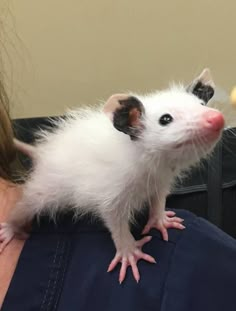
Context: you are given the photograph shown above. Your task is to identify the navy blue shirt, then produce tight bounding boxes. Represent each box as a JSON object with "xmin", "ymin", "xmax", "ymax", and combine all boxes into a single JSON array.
[{"xmin": 2, "ymin": 209, "xmax": 236, "ymax": 311}]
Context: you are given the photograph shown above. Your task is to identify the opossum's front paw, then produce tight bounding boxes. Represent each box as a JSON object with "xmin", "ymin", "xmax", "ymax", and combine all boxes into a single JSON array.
[
  {"xmin": 107, "ymin": 236, "xmax": 156, "ymax": 284},
  {"xmin": 0, "ymin": 223, "xmax": 15, "ymax": 253},
  {"xmin": 142, "ymin": 211, "xmax": 185, "ymax": 241}
]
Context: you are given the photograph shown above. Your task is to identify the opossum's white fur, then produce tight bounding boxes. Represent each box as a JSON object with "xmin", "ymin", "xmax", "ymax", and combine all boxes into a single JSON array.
[
  {"xmin": 14, "ymin": 84, "xmax": 220, "ymax": 227},
  {"xmin": 0, "ymin": 68, "xmax": 224, "ymax": 282}
]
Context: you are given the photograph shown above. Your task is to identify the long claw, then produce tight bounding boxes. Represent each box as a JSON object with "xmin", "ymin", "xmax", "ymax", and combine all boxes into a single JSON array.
[
  {"xmin": 165, "ymin": 221, "xmax": 185, "ymax": 229},
  {"xmin": 136, "ymin": 236, "xmax": 152, "ymax": 247},
  {"xmin": 140, "ymin": 253, "xmax": 156, "ymax": 263},
  {"xmin": 160, "ymin": 227, "xmax": 168, "ymax": 241},
  {"xmin": 107, "ymin": 255, "xmax": 121, "ymax": 272},
  {"xmin": 166, "ymin": 216, "xmax": 184, "ymax": 223},
  {"xmin": 142, "ymin": 210, "xmax": 185, "ymax": 239},
  {"xmin": 108, "ymin": 236, "xmax": 155, "ymax": 283},
  {"xmin": 165, "ymin": 211, "xmax": 176, "ymax": 217},
  {"xmin": 129, "ymin": 256, "xmax": 140, "ymax": 283},
  {"xmin": 119, "ymin": 259, "xmax": 128, "ymax": 284}
]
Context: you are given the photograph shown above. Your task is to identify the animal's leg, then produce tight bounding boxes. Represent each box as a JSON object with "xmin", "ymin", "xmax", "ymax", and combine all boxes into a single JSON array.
[
  {"xmin": 0, "ymin": 192, "xmax": 39, "ymax": 253},
  {"xmin": 0, "ymin": 223, "xmax": 16, "ymax": 252},
  {"xmin": 142, "ymin": 196, "xmax": 185, "ymax": 241},
  {"xmin": 104, "ymin": 211, "xmax": 156, "ymax": 283}
]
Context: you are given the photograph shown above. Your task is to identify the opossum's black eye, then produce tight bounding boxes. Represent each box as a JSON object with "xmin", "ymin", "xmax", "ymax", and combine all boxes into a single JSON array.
[{"xmin": 159, "ymin": 114, "xmax": 173, "ymax": 126}]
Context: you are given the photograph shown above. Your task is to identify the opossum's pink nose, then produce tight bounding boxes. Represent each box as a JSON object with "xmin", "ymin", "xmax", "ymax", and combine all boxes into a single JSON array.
[{"xmin": 204, "ymin": 110, "xmax": 225, "ymax": 131}]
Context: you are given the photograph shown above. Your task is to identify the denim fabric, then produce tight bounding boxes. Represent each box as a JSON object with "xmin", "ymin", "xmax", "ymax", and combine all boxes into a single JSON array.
[{"xmin": 2, "ymin": 209, "xmax": 236, "ymax": 311}]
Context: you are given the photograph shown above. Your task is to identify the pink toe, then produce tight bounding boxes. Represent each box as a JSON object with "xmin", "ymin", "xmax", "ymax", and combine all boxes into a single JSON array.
[
  {"xmin": 107, "ymin": 256, "xmax": 120, "ymax": 272},
  {"xmin": 129, "ymin": 257, "xmax": 140, "ymax": 283},
  {"xmin": 167, "ymin": 216, "xmax": 184, "ymax": 223},
  {"xmin": 165, "ymin": 211, "xmax": 176, "ymax": 216},
  {"xmin": 137, "ymin": 236, "xmax": 152, "ymax": 247},
  {"xmin": 161, "ymin": 228, "xmax": 168, "ymax": 241},
  {"xmin": 119, "ymin": 260, "xmax": 128, "ymax": 284},
  {"xmin": 142, "ymin": 228, "xmax": 147, "ymax": 234},
  {"xmin": 141, "ymin": 253, "xmax": 156, "ymax": 263}
]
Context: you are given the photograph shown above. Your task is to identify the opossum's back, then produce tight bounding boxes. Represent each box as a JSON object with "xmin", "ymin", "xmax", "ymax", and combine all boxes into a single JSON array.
[
  {"xmin": 32, "ymin": 109, "xmax": 139, "ymax": 201},
  {"xmin": 35, "ymin": 110, "xmax": 121, "ymax": 164}
]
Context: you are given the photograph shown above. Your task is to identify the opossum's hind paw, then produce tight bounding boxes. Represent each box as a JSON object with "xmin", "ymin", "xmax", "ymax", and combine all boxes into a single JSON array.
[
  {"xmin": 107, "ymin": 236, "xmax": 156, "ymax": 284},
  {"xmin": 0, "ymin": 222, "xmax": 15, "ymax": 253},
  {"xmin": 142, "ymin": 211, "xmax": 185, "ymax": 241}
]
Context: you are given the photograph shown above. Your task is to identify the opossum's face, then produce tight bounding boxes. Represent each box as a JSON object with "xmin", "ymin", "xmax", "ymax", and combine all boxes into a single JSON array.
[
  {"xmin": 140, "ymin": 88, "xmax": 224, "ymax": 166},
  {"xmin": 103, "ymin": 69, "xmax": 224, "ymax": 167}
]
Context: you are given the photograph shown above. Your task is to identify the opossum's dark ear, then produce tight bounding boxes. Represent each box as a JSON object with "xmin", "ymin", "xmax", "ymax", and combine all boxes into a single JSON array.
[
  {"xmin": 187, "ymin": 68, "xmax": 215, "ymax": 104},
  {"xmin": 103, "ymin": 94, "xmax": 145, "ymax": 140}
]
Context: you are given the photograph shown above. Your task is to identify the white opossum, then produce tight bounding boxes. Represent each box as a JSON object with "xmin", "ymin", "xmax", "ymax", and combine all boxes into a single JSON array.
[{"xmin": 0, "ymin": 69, "xmax": 224, "ymax": 283}]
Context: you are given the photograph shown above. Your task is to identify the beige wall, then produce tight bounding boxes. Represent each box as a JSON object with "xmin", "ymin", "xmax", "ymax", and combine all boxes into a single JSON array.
[{"xmin": 3, "ymin": 0, "xmax": 236, "ymax": 122}]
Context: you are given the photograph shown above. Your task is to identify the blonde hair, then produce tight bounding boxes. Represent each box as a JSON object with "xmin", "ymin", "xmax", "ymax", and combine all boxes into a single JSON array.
[
  {"xmin": 0, "ymin": 75, "xmax": 16, "ymax": 180},
  {"xmin": 0, "ymin": 4, "xmax": 22, "ymax": 181}
]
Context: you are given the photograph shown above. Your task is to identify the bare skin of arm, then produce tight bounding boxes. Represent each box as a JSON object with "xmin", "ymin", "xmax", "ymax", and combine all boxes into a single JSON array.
[{"xmin": 0, "ymin": 179, "xmax": 24, "ymax": 308}]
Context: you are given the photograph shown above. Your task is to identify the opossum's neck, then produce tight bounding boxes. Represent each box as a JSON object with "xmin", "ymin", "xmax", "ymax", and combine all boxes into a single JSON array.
[
  {"xmin": 137, "ymin": 148, "xmax": 176, "ymax": 173},
  {"xmin": 133, "ymin": 151, "xmax": 177, "ymax": 193}
]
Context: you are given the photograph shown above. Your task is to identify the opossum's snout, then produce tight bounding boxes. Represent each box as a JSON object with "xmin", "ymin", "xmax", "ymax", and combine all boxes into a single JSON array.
[
  {"xmin": 175, "ymin": 109, "xmax": 224, "ymax": 150},
  {"xmin": 203, "ymin": 110, "xmax": 225, "ymax": 131},
  {"xmin": 201, "ymin": 110, "xmax": 225, "ymax": 139}
]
